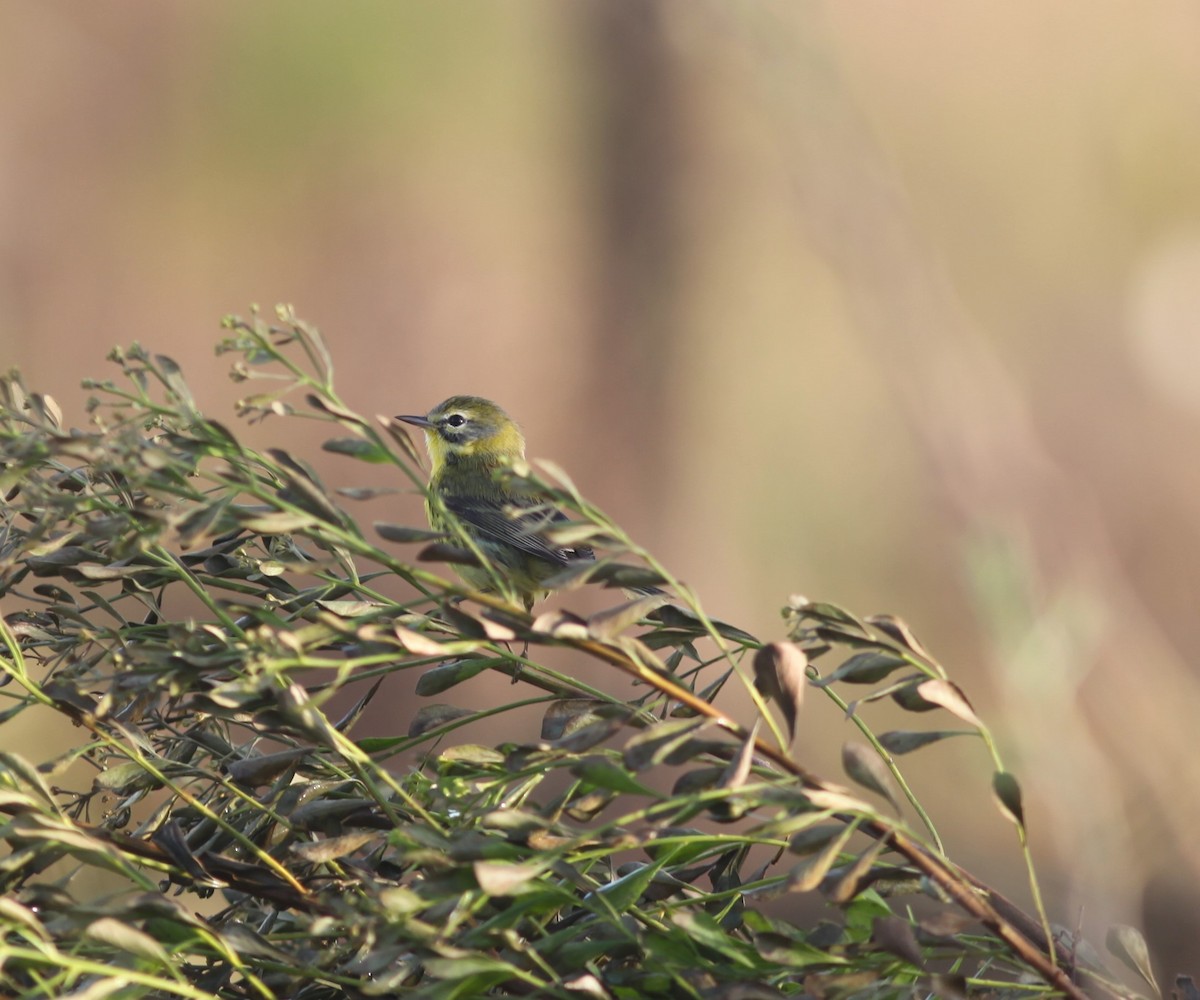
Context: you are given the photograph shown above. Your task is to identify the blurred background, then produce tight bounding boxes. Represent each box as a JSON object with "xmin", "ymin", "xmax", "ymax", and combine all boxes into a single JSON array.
[{"xmin": 4, "ymin": 0, "xmax": 1200, "ymax": 979}]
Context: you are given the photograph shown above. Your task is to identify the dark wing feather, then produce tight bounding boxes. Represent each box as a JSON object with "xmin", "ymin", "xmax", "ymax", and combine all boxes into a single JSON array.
[{"xmin": 442, "ymin": 495, "xmax": 595, "ymax": 568}]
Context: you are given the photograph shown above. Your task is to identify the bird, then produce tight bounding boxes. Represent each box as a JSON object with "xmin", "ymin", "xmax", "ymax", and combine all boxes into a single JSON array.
[{"xmin": 396, "ymin": 396, "xmax": 595, "ymax": 610}]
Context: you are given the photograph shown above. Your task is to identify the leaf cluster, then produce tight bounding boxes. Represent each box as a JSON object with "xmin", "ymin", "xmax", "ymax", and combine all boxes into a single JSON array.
[{"xmin": 0, "ymin": 309, "xmax": 1157, "ymax": 999}]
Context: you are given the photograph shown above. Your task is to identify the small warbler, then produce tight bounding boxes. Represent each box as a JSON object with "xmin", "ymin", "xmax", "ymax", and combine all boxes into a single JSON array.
[{"xmin": 397, "ymin": 396, "xmax": 595, "ymax": 610}]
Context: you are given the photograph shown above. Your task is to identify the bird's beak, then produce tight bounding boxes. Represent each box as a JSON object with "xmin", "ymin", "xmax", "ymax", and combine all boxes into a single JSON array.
[{"xmin": 396, "ymin": 414, "xmax": 433, "ymax": 429}]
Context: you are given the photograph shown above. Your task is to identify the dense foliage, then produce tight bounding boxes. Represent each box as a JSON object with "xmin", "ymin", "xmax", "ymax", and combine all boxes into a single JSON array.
[{"xmin": 0, "ymin": 311, "xmax": 1157, "ymax": 998}]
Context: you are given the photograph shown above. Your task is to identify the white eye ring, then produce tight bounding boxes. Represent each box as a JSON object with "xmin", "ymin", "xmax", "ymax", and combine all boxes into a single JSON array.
[{"xmin": 445, "ymin": 413, "xmax": 467, "ymax": 428}]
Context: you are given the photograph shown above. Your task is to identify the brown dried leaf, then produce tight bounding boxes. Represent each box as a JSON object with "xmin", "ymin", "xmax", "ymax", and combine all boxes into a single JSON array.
[
  {"xmin": 291, "ymin": 832, "xmax": 378, "ymax": 863},
  {"xmin": 543, "ymin": 522, "xmax": 609, "ymax": 547},
  {"xmin": 377, "ymin": 414, "xmax": 425, "ymax": 467},
  {"xmin": 788, "ymin": 597, "xmax": 871, "ymax": 635},
  {"xmin": 919, "ymin": 910, "xmax": 975, "ymax": 938},
  {"xmin": 306, "ymin": 393, "xmax": 369, "ymax": 428},
  {"xmin": 871, "ymin": 916, "xmax": 923, "ymax": 969},
  {"xmin": 531, "ymin": 609, "xmax": 589, "ymax": 641},
  {"xmin": 865, "ymin": 613, "xmax": 935, "ymax": 662},
  {"xmin": 587, "ymin": 594, "xmax": 670, "ymax": 642},
  {"xmin": 537, "ymin": 557, "xmax": 603, "ymax": 590},
  {"xmin": 788, "ymin": 825, "xmax": 846, "ymax": 856},
  {"xmin": 718, "ymin": 723, "xmax": 759, "ymax": 793},
  {"xmin": 474, "ymin": 860, "xmax": 546, "ymax": 897},
  {"xmin": 393, "ymin": 624, "xmax": 446, "ymax": 657},
  {"xmin": 29, "ymin": 393, "xmax": 62, "ymax": 429},
  {"xmin": 915, "ymin": 679, "xmax": 982, "ymax": 728},
  {"xmin": 85, "ymin": 917, "xmax": 172, "ymax": 965},
  {"xmin": 268, "ymin": 448, "xmax": 344, "ymax": 525},
  {"xmin": 825, "ymin": 838, "xmax": 887, "ymax": 904},
  {"xmin": 786, "ymin": 823, "xmax": 859, "ymax": 893},
  {"xmin": 622, "ymin": 718, "xmax": 709, "ymax": 771},
  {"xmin": 753, "ymin": 642, "xmax": 807, "ymax": 743},
  {"xmin": 1107, "ymin": 924, "xmax": 1160, "ymax": 994},
  {"xmin": 890, "ymin": 678, "xmax": 942, "ymax": 713},
  {"xmin": 928, "ymin": 975, "xmax": 969, "ymax": 1000}
]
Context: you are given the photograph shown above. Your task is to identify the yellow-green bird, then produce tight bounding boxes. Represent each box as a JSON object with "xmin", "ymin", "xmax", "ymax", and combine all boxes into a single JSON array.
[{"xmin": 397, "ymin": 396, "xmax": 595, "ymax": 610}]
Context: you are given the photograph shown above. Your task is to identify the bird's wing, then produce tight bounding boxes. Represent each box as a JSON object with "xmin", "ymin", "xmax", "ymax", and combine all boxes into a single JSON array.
[{"xmin": 442, "ymin": 495, "xmax": 595, "ymax": 568}]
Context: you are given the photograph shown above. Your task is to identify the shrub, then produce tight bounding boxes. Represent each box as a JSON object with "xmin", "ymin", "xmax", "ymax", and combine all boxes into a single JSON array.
[{"xmin": 0, "ymin": 309, "xmax": 1155, "ymax": 998}]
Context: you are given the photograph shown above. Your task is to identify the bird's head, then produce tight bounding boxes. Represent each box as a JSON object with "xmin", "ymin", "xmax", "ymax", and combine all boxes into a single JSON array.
[{"xmin": 397, "ymin": 396, "xmax": 526, "ymax": 470}]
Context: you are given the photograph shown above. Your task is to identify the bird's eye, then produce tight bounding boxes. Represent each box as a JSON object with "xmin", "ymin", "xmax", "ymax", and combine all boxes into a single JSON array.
[{"xmin": 445, "ymin": 413, "xmax": 467, "ymax": 428}]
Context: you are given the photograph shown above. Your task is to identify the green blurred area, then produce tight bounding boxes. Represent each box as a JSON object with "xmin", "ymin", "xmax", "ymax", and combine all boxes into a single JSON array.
[{"xmin": 4, "ymin": 1, "xmax": 1200, "ymax": 977}]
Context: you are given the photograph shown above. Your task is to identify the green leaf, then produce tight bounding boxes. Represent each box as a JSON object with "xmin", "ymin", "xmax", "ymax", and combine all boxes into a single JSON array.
[
  {"xmin": 590, "ymin": 860, "xmax": 663, "ymax": 913},
  {"xmin": 787, "ymin": 597, "xmax": 871, "ymax": 635},
  {"xmin": 322, "ymin": 437, "xmax": 390, "ymax": 462},
  {"xmin": 416, "ymin": 658, "xmax": 496, "ymax": 696},
  {"xmin": 375, "ymin": 522, "xmax": 446, "ymax": 544},
  {"xmin": 669, "ymin": 910, "xmax": 760, "ymax": 968},
  {"xmin": 571, "ymin": 756, "xmax": 658, "ymax": 797},
  {"xmin": 155, "ymin": 354, "xmax": 196, "ymax": 412},
  {"xmin": 543, "ymin": 718, "xmax": 626, "ymax": 753},
  {"xmin": 422, "ymin": 956, "xmax": 519, "ymax": 980},
  {"xmin": 591, "ymin": 563, "xmax": 669, "ymax": 590},
  {"xmin": 408, "ymin": 703, "xmax": 474, "ymax": 738},
  {"xmin": 812, "ymin": 651, "xmax": 909, "ymax": 687},
  {"xmin": 991, "ymin": 770, "xmax": 1025, "ymax": 828},
  {"xmin": 787, "ymin": 822, "xmax": 859, "ymax": 892},
  {"xmin": 226, "ymin": 749, "xmax": 308, "ymax": 787},
  {"xmin": 672, "ymin": 766, "xmax": 725, "ymax": 798},
  {"xmin": 622, "ymin": 718, "xmax": 709, "ymax": 771},
  {"xmin": 842, "ymin": 887, "xmax": 894, "ymax": 935},
  {"xmin": 93, "ymin": 761, "xmax": 158, "ymax": 794},
  {"xmin": 439, "ymin": 744, "xmax": 507, "ymax": 767},
  {"xmin": 541, "ymin": 699, "xmax": 613, "ymax": 741},
  {"xmin": 877, "ymin": 730, "xmax": 969, "ymax": 754},
  {"xmin": 890, "ymin": 677, "xmax": 942, "ymax": 713},
  {"xmin": 841, "ymin": 743, "xmax": 898, "ymax": 811},
  {"xmin": 752, "ymin": 931, "xmax": 841, "ymax": 968}
]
